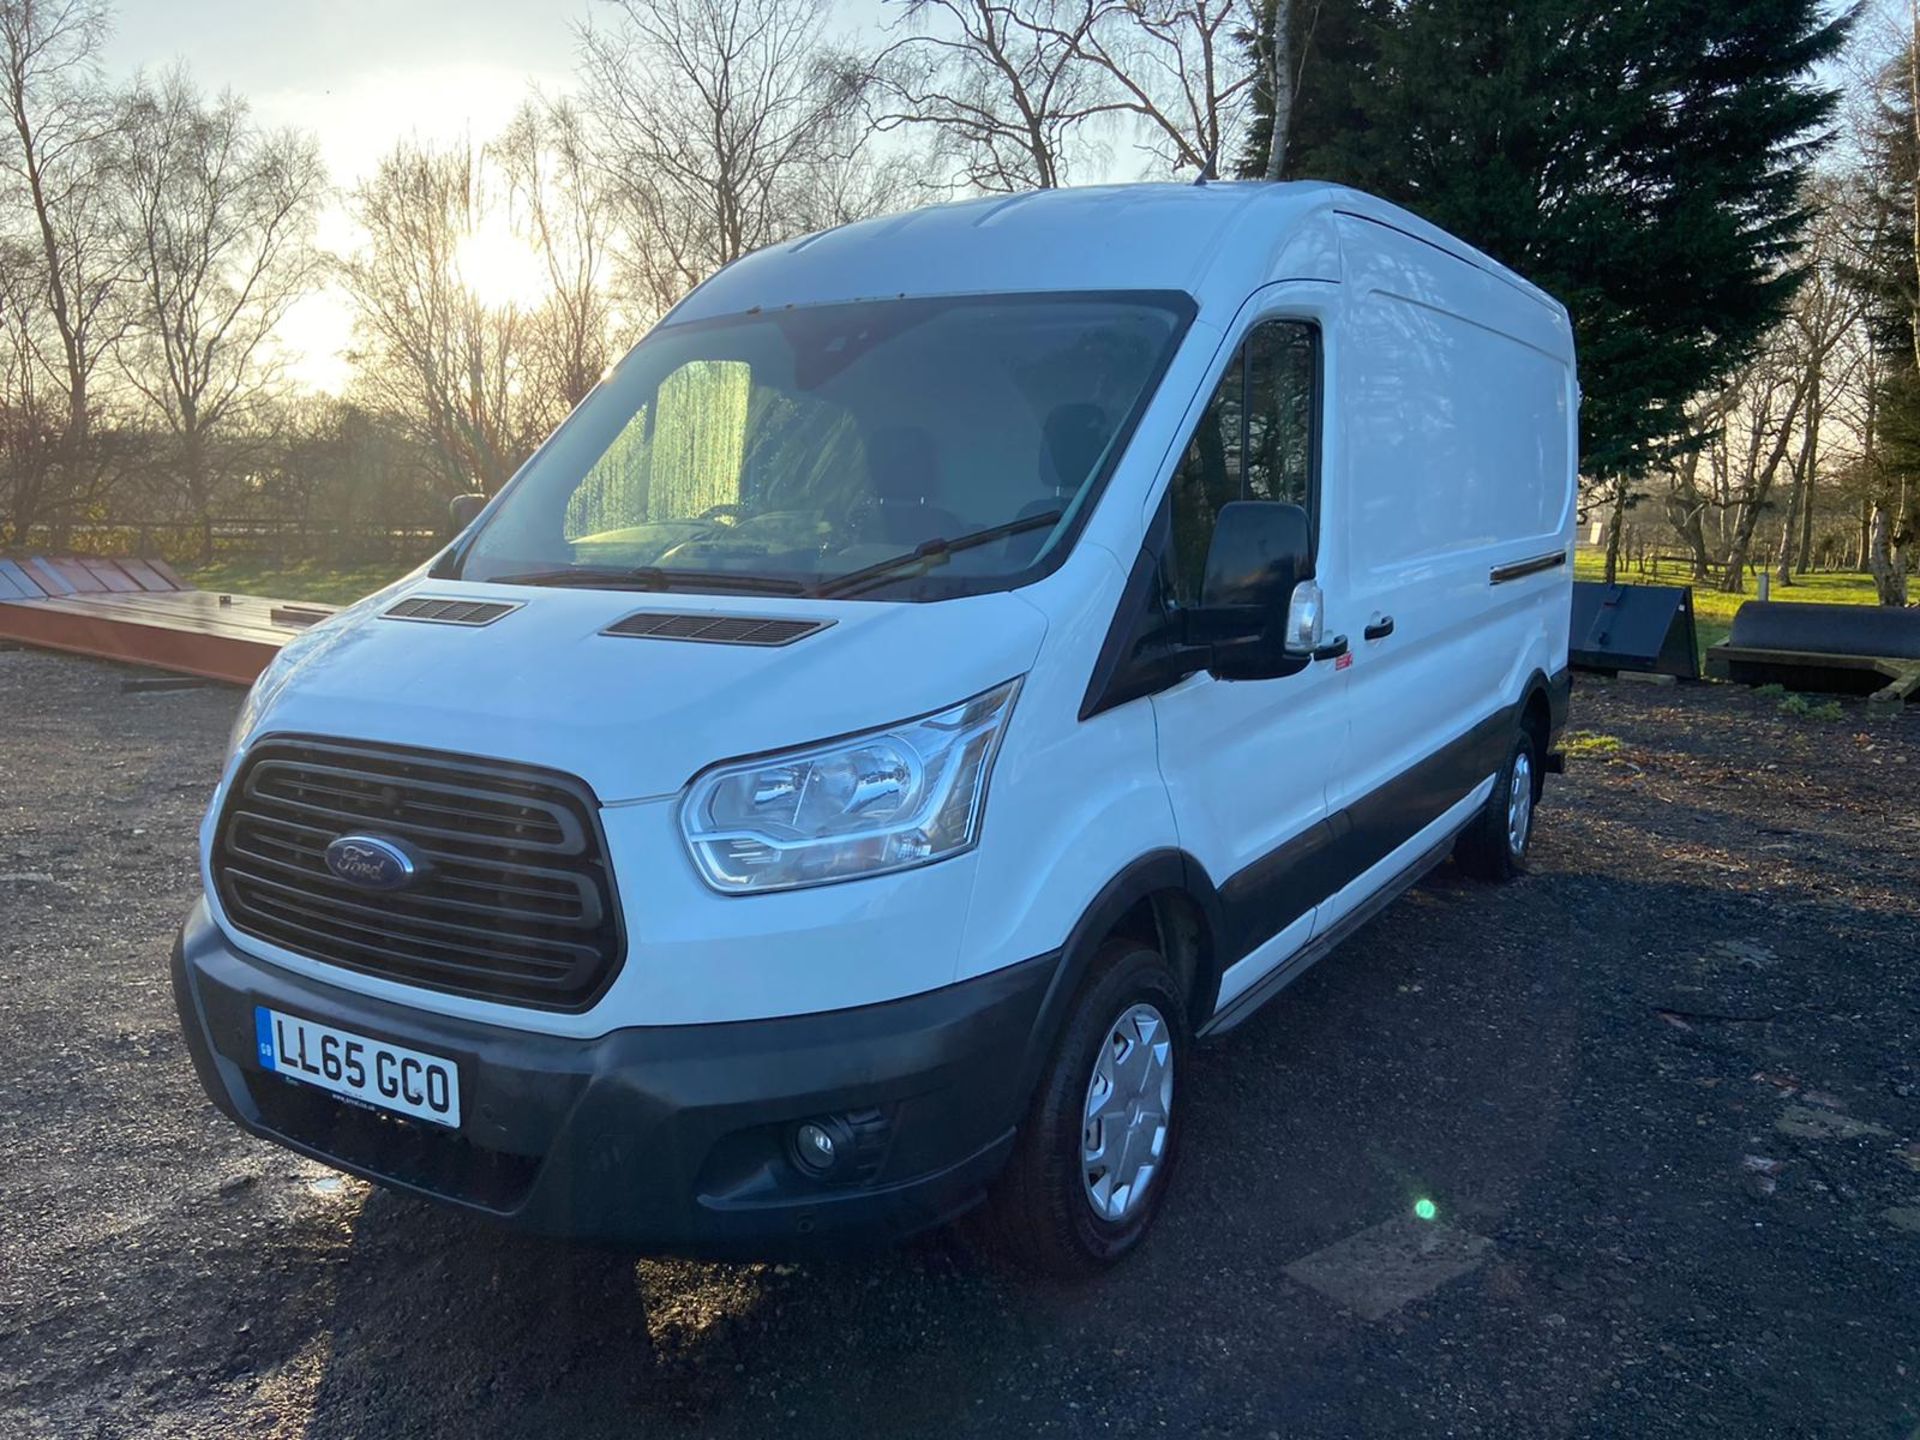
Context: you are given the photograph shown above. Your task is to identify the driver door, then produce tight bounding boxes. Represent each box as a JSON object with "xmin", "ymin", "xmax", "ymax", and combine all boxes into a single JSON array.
[{"xmin": 1150, "ymin": 311, "xmax": 1347, "ymax": 1013}]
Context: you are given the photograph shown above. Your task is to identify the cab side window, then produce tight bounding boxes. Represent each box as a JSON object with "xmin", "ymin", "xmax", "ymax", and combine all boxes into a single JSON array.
[{"xmin": 1167, "ymin": 320, "xmax": 1318, "ymax": 605}]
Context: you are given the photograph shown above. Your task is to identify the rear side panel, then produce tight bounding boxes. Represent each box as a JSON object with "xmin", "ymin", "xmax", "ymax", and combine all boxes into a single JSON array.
[{"xmin": 1322, "ymin": 217, "xmax": 1575, "ymax": 931}]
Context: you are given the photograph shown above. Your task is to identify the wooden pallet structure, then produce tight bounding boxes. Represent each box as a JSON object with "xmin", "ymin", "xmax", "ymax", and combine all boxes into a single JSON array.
[
  {"xmin": 1704, "ymin": 599, "xmax": 1920, "ymax": 705},
  {"xmin": 0, "ymin": 555, "xmax": 336, "ymax": 685},
  {"xmin": 1704, "ymin": 643, "xmax": 1920, "ymax": 704}
]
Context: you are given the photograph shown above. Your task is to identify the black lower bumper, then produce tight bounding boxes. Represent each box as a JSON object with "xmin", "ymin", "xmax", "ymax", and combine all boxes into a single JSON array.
[{"xmin": 171, "ymin": 900, "xmax": 1056, "ymax": 1256}]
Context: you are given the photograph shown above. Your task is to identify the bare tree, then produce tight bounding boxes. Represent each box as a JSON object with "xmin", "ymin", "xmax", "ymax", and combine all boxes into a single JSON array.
[
  {"xmin": 0, "ymin": 0, "xmax": 127, "ymax": 538},
  {"xmin": 1847, "ymin": 9, "xmax": 1920, "ymax": 604},
  {"xmin": 1822, "ymin": 319, "xmax": 1882, "ymax": 570},
  {"xmin": 1231, "ymin": 0, "xmax": 1313, "ymax": 180},
  {"xmin": 871, "ymin": 0, "xmax": 1127, "ymax": 191},
  {"xmin": 496, "ymin": 97, "xmax": 621, "ymax": 412},
  {"xmin": 1032, "ymin": 0, "xmax": 1257, "ymax": 175},
  {"xmin": 342, "ymin": 138, "xmax": 550, "ymax": 497},
  {"xmin": 1711, "ymin": 202, "xmax": 1864, "ymax": 591},
  {"xmin": 0, "ymin": 233, "xmax": 59, "ymax": 540},
  {"xmin": 1775, "ymin": 234, "xmax": 1867, "ymax": 586},
  {"xmin": 579, "ymin": 0, "xmax": 876, "ymax": 319},
  {"xmin": 113, "ymin": 68, "xmax": 324, "ymax": 562},
  {"xmin": 1258, "ymin": 0, "xmax": 1295, "ymax": 179},
  {"xmin": 1658, "ymin": 388, "xmax": 1739, "ymax": 582}
]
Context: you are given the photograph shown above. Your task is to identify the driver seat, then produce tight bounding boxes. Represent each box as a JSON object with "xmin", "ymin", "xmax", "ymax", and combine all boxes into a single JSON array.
[
  {"xmin": 862, "ymin": 426, "xmax": 965, "ymax": 548},
  {"xmin": 1003, "ymin": 403, "xmax": 1109, "ymax": 565}
]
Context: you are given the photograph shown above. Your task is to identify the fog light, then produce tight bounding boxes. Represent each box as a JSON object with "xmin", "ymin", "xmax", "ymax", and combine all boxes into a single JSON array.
[
  {"xmin": 786, "ymin": 1109, "xmax": 890, "ymax": 1185},
  {"xmin": 795, "ymin": 1121, "xmax": 837, "ymax": 1172}
]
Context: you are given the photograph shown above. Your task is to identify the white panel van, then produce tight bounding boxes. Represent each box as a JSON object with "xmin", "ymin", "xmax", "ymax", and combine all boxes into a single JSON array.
[{"xmin": 172, "ymin": 182, "xmax": 1576, "ymax": 1274}]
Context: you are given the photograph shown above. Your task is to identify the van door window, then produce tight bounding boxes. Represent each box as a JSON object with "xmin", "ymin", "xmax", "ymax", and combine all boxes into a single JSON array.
[{"xmin": 1168, "ymin": 320, "xmax": 1318, "ymax": 606}]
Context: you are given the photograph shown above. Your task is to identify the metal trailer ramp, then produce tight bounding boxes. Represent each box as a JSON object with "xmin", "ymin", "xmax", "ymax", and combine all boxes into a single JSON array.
[
  {"xmin": 1570, "ymin": 581, "xmax": 1701, "ymax": 679},
  {"xmin": 1704, "ymin": 600, "xmax": 1920, "ymax": 703},
  {"xmin": 0, "ymin": 556, "xmax": 335, "ymax": 685}
]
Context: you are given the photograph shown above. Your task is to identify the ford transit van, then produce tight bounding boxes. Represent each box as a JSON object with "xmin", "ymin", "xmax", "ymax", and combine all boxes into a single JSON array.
[{"xmin": 172, "ymin": 181, "xmax": 1576, "ymax": 1275}]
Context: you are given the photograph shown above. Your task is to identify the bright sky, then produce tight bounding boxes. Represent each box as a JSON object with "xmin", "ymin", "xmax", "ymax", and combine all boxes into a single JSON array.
[
  {"xmin": 99, "ymin": 0, "xmax": 913, "ymax": 392},
  {"xmin": 102, "ymin": 0, "xmax": 595, "ymax": 391},
  {"xmin": 98, "ymin": 0, "xmax": 1878, "ymax": 394}
]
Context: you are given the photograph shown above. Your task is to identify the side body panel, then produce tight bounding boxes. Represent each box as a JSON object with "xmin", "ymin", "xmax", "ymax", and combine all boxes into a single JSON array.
[{"xmin": 1319, "ymin": 217, "xmax": 1576, "ymax": 935}]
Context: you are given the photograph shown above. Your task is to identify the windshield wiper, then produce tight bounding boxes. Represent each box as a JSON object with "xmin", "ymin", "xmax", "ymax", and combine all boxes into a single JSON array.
[
  {"xmin": 488, "ymin": 512, "xmax": 1064, "ymax": 600},
  {"xmin": 487, "ymin": 565, "xmax": 813, "ymax": 596},
  {"xmin": 814, "ymin": 510, "xmax": 1065, "ymax": 599}
]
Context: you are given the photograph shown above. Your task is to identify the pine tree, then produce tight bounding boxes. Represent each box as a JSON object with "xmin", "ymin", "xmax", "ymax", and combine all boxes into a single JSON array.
[{"xmin": 1240, "ymin": 0, "xmax": 1854, "ymax": 574}]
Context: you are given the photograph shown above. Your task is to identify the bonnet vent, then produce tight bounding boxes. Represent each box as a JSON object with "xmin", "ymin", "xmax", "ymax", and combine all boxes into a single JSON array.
[
  {"xmin": 383, "ymin": 596, "xmax": 522, "ymax": 627},
  {"xmin": 603, "ymin": 611, "xmax": 832, "ymax": 647}
]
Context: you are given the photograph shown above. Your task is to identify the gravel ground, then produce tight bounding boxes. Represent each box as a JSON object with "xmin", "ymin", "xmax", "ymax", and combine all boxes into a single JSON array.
[{"xmin": 2, "ymin": 647, "xmax": 1917, "ymax": 1439}]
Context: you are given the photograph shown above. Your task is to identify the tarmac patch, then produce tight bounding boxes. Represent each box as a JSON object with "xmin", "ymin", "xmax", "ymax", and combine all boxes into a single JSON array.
[
  {"xmin": 1774, "ymin": 1105, "xmax": 1891, "ymax": 1141},
  {"xmin": 1880, "ymin": 1206, "xmax": 1920, "ymax": 1235},
  {"xmin": 1284, "ymin": 1215, "xmax": 1493, "ymax": 1321}
]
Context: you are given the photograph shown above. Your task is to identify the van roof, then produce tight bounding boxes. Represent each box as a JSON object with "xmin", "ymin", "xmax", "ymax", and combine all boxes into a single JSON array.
[{"xmin": 666, "ymin": 181, "xmax": 1567, "ymax": 330}]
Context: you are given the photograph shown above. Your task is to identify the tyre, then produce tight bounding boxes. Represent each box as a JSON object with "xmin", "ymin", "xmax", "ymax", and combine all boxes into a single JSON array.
[
  {"xmin": 982, "ymin": 939, "xmax": 1187, "ymax": 1277},
  {"xmin": 1454, "ymin": 724, "xmax": 1539, "ymax": 881}
]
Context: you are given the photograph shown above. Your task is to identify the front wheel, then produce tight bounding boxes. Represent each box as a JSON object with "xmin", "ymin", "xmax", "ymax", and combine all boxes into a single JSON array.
[
  {"xmin": 981, "ymin": 941, "xmax": 1187, "ymax": 1278},
  {"xmin": 1455, "ymin": 726, "xmax": 1539, "ymax": 880}
]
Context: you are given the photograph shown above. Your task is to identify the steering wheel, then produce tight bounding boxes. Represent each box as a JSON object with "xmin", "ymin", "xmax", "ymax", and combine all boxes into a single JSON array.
[{"xmin": 696, "ymin": 503, "xmax": 752, "ymax": 526}]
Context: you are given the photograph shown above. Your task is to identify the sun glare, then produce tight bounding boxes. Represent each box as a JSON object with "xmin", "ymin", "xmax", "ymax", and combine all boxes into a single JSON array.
[{"xmin": 455, "ymin": 225, "xmax": 550, "ymax": 311}]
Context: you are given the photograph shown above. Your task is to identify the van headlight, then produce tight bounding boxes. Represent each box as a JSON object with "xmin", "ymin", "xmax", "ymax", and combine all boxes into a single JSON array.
[{"xmin": 680, "ymin": 679, "xmax": 1021, "ymax": 893}]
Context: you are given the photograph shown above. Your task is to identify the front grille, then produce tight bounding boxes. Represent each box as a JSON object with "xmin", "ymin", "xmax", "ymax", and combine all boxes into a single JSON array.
[{"xmin": 213, "ymin": 736, "xmax": 624, "ymax": 1010}]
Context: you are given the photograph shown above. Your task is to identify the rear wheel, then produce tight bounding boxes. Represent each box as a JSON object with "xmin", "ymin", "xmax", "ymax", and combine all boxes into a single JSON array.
[
  {"xmin": 1454, "ymin": 725, "xmax": 1539, "ymax": 881},
  {"xmin": 982, "ymin": 940, "xmax": 1187, "ymax": 1277}
]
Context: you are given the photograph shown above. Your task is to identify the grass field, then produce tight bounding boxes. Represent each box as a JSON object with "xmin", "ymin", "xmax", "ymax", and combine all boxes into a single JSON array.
[
  {"xmin": 184, "ymin": 558, "xmax": 416, "ymax": 606},
  {"xmin": 1572, "ymin": 550, "xmax": 1880, "ymax": 657}
]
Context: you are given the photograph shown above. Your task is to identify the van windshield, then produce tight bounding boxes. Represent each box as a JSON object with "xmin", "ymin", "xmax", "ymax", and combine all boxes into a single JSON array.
[{"xmin": 455, "ymin": 293, "xmax": 1192, "ymax": 599}]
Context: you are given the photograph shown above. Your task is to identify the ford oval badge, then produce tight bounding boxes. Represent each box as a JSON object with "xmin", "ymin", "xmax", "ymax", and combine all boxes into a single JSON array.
[{"xmin": 323, "ymin": 835, "xmax": 420, "ymax": 891}]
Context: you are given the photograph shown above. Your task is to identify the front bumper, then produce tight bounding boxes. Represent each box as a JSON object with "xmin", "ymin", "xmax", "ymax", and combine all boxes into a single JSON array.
[{"xmin": 171, "ymin": 899, "xmax": 1056, "ymax": 1256}]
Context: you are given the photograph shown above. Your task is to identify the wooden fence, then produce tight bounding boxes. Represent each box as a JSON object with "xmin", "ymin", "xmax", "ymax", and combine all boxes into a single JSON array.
[{"xmin": 3, "ymin": 516, "xmax": 445, "ymax": 565}]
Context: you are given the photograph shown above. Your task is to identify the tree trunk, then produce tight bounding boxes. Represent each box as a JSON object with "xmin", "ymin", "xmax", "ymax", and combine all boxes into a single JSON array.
[
  {"xmin": 1796, "ymin": 450, "xmax": 1816, "ymax": 578},
  {"xmin": 1720, "ymin": 374, "xmax": 1812, "ymax": 591},
  {"xmin": 1776, "ymin": 373, "xmax": 1818, "ymax": 587},
  {"xmin": 1664, "ymin": 446, "xmax": 1714, "ymax": 580},
  {"xmin": 1775, "ymin": 479, "xmax": 1803, "ymax": 586},
  {"xmin": 1603, "ymin": 480, "xmax": 1626, "ymax": 585},
  {"xmin": 1263, "ymin": 1, "xmax": 1294, "ymax": 180},
  {"xmin": 3, "ymin": 475, "xmax": 35, "ymax": 548},
  {"xmin": 183, "ymin": 428, "xmax": 215, "ymax": 567},
  {"xmin": 1896, "ymin": 467, "xmax": 1916, "ymax": 603},
  {"xmin": 1869, "ymin": 502, "xmax": 1910, "ymax": 604},
  {"xmin": 1910, "ymin": 0, "xmax": 1920, "ymax": 373}
]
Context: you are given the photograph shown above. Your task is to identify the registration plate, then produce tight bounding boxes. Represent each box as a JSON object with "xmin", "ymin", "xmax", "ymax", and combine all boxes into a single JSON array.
[{"xmin": 253, "ymin": 1006, "xmax": 461, "ymax": 1128}]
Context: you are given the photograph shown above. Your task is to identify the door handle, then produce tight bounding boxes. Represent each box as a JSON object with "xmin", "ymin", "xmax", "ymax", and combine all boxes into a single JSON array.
[
  {"xmin": 1364, "ymin": 614, "xmax": 1395, "ymax": 641},
  {"xmin": 1312, "ymin": 634, "xmax": 1349, "ymax": 662}
]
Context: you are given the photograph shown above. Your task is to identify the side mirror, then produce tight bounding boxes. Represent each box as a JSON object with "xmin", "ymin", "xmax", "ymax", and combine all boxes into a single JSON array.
[
  {"xmin": 448, "ymin": 492, "xmax": 487, "ymax": 534},
  {"xmin": 1199, "ymin": 501, "xmax": 1313, "ymax": 680}
]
